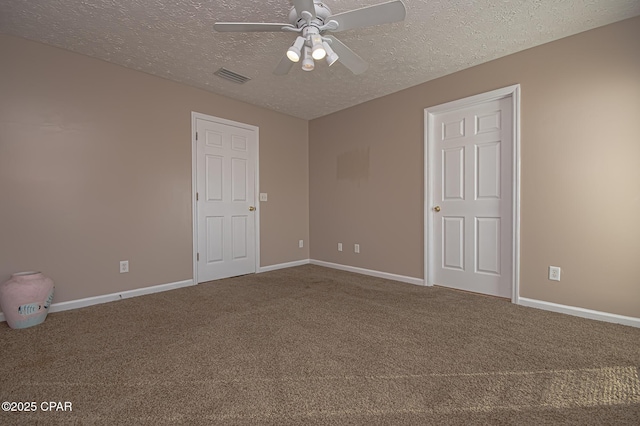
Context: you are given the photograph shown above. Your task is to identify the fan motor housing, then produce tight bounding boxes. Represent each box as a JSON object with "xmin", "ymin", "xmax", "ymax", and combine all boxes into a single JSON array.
[{"xmin": 288, "ymin": 2, "xmax": 332, "ymax": 28}]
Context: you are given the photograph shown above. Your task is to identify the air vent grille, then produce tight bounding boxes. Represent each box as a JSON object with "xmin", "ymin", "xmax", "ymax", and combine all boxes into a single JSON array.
[{"xmin": 214, "ymin": 67, "xmax": 251, "ymax": 84}]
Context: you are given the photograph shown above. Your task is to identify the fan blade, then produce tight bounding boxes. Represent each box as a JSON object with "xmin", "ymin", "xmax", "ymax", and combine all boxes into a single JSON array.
[
  {"xmin": 293, "ymin": 0, "xmax": 316, "ymax": 19},
  {"xmin": 273, "ymin": 55, "xmax": 295, "ymax": 75},
  {"xmin": 325, "ymin": 36, "xmax": 368, "ymax": 75},
  {"xmin": 214, "ymin": 22, "xmax": 295, "ymax": 32},
  {"xmin": 329, "ymin": 0, "xmax": 406, "ymax": 32}
]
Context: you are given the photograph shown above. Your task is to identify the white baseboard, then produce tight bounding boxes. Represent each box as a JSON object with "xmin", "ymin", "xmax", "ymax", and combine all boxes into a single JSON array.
[
  {"xmin": 0, "ymin": 279, "xmax": 194, "ymax": 323},
  {"xmin": 4, "ymin": 272, "xmax": 635, "ymax": 329},
  {"xmin": 310, "ymin": 259, "xmax": 425, "ymax": 286},
  {"xmin": 518, "ymin": 297, "xmax": 640, "ymax": 328},
  {"xmin": 258, "ymin": 259, "xmax": 310, "ymax": 273}
]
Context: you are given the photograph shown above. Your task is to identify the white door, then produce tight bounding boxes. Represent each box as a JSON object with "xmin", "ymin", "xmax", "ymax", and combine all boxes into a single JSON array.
[
  {"xmin": 195, "ymin": 117, "xmax": 257, "ymax": 282},
  {"xmin": 430, "ymin": 97, "xmax": 513, "ymax": 298}
]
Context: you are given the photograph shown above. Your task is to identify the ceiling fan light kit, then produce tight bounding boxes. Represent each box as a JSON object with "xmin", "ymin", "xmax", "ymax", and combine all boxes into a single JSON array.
[
  {"xmin": 323, "ymin": 42, "xmax": 339, "ymax": 66},
  {"xmin": 302, "ymin": 46, "xmax": 315, "ymax": 71},
  {"xmin": 213, "ymin": 0, "xmax": 407, "ymax": 75},
  {"xmin": 287, "ymin": 36, "xmax": 306, "ymax": 62},
  {"xmin": 310, "ymin": 34, "xmax": 326, "ymax": 60}
]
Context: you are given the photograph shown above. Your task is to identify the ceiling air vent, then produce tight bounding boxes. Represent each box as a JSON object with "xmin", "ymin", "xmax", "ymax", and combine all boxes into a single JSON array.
[{"xmin": 214, "ymin": 67, "xmax": 251, "ymax": 84}]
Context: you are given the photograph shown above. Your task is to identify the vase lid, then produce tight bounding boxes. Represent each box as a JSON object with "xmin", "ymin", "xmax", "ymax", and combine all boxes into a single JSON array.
[{"xmin": 12, "ymin": 271, "xmax": 41, "ymax": 277}]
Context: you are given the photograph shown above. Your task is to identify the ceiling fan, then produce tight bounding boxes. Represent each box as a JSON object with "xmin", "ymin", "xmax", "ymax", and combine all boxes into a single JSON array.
[{"xmin": 213, "ymin": 0, "xmax": 407, "ymax": 75}]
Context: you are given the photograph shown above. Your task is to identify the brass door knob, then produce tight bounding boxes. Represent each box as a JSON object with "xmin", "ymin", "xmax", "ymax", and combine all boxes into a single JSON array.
[
  {"xmin": 433, "ymin": 206, "xmax": 441, "ymax": 212},
  {"xmin": 249, "ymin": 206, "xmax": 256, "ymax": 211}
]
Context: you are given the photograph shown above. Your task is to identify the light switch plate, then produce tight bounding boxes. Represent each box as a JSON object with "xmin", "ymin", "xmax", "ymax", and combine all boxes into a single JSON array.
[{"xmin": 259, "ymin": 193, "xmax": 268, "ymax": 202}]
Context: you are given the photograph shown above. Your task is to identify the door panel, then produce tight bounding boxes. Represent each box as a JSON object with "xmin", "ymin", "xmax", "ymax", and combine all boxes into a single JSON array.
[
  {"xmin": 443, "ymin": 118, "xmax": 465, "ymax": 140},
  {"xmin": 432, "ymin": 97, "xmax": 512, "ymax": 298},
  {"xmin": 231, "ymin": 158, "xmax": 247, "ymax": 201},
  {"xmin": 476, "ymin": 217, "xmax": 501, "ymax": 275},
  {"xmin": 443, "ymin": 216, "xmax": 465, "ymax": 271},
  {"xmin": 197, "ymin": 118, "xmax": 257, "ymax": 282},
  {"xmin": 476, "ymin": 142, "xmax": 501, "ymax": 199},
  {"xmin": 443, "ymin": 147, "xmax": 465, "ymax": 200},
  {"xmin": 475, "ymin": 110, "xmax": 501, "ymax": 134},
  {"xmin": 206, "ymin": 155, "xmax": 223, "ymax": 201},
  {"xmin": 232, "ymin": 215, "xmax": 248, "ymax": 259},
  {"xmin": 206, "ymin": 216, "xmax": 224, "ymax": 263}
]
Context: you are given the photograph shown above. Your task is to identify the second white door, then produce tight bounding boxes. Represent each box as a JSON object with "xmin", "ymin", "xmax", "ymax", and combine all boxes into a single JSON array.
[
  {"xmin": 196, "ymin": 117, "xmax": 257, "ymax": 283},
  {"xmin": 431, "ymin": 96, "xmax": 513, "ymax": 298}
]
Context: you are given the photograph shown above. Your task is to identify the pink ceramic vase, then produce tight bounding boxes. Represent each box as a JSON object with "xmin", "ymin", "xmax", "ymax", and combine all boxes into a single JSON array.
[{"xmin": 0, "ymin": 272, "xmax": 55, "ymax": 329}]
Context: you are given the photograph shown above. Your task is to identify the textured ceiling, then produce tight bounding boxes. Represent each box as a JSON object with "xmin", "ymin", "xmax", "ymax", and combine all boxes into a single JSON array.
[{"xmin": 1, "ymin": 1, "xmax": 639, "ymax": 119}]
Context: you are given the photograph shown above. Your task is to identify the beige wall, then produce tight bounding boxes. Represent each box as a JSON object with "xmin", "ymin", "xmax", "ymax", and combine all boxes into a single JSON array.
[
  {"xmin": 0, "ymin": 34, "xmax": 309, "ymax": 304},
  {"xmin": 309, "ymin": 17, "xmax": 640, "ymax": 318},
  {"xmin": 2, "ymin": 17, "xmax": 639, "ymax": 319}
]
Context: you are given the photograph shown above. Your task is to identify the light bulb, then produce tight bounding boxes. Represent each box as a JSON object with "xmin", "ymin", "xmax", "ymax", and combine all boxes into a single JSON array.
[
  {"xmin": 312, "ymin": 45, "xmax": 326, "ymax": 60},
  {"xmin": 302, "ymin": 46, "xmax": 314, "ymax": 71},
  {"xmin": 286, "ymin": 36, "xmax": 305, "ymax": 63},
  {"xmin": 287, "ymin": 48, "xmax": 300, "ymax": 62},
  {"xmin": 310, "ymin": 35, "xmax": 326, "ymax": 60}
]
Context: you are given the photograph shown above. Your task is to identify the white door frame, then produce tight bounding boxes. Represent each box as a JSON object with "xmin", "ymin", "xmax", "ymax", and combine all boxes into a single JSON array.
[
  {"xmin": 191, "ymin": 111, "xmax": 260, "ymax": 285},
  {"xmin": 424, "ymin": 85, "xmax": 521, "ymax": 303}
]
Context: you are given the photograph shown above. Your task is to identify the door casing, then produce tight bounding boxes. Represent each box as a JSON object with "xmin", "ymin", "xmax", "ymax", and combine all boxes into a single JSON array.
[
  {"xmin": 191, "ymin": 111, "xmax": 260, "ymax": 285},
  {"xmin": 424, "ymin": 85, "xmax": 521, "ymax": 303}
]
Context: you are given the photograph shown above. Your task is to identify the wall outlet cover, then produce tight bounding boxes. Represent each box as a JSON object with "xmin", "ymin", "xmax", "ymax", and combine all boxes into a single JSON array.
[{"xmin": 549, "ymin": 266, "xmax": 561, "ymax": 281}]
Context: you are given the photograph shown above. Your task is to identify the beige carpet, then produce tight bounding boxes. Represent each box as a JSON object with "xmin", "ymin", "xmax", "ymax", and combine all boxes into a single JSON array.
[{"xmin": 0, "ymin": 265, "xmax": 639, "ymax": 425}]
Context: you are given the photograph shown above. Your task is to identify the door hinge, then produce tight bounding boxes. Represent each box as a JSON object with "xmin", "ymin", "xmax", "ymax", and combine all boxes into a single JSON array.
[
  {"xmin": 196, "ymin": 131, "xmax": 198, "ymax": 141},
  {"xmin": 197, "ymin": 253, "xmax": 200, "ymax": 261},
  {"xmin": 196, "ymin": 192, "xmax": 199, "ymax": 201}
]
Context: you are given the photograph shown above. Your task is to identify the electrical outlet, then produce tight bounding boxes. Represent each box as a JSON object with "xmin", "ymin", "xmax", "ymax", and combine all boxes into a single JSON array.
[
  {"xmin": 299, "ymin": 239, "xmax": 304, "ymax": 248},
  {"xmin": 354, "ymin": 244, "xmax": 360, "ymax": 254},
  {"xmin": 338, "ymin": 243, "xmax": 343, "ymax": 252},
  {"xmin": 120, "ymin": 260, "xmax": 129, "ymax": 273},
  {"xmin": 549, "ymin": 266, "xmax": 561, "ymax": 281}
]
